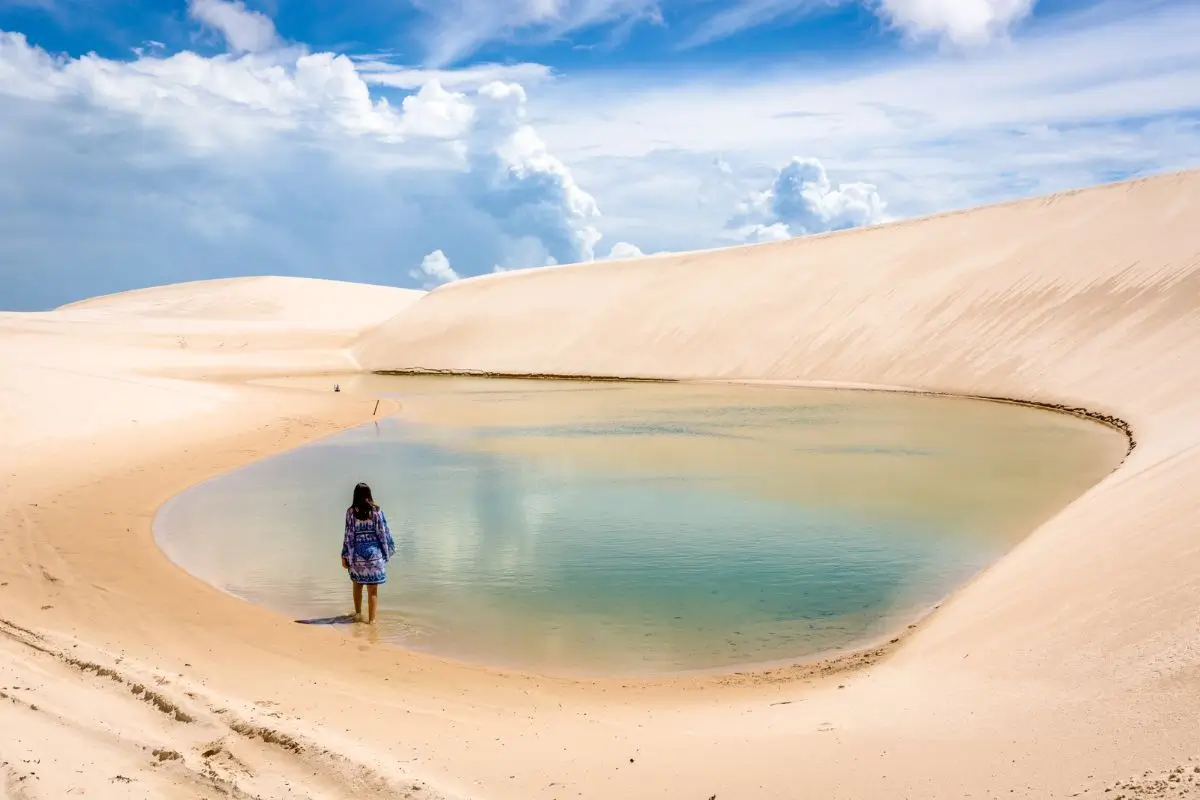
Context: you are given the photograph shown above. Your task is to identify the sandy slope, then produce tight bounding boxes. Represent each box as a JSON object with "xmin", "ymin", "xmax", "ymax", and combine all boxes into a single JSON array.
[
  {"xmin": 59, "ymin": 275, "xmax": 419, "ymax": 323},
  {"xmin": 1, "ymin": 173, "xmax": 1198, "ymax": 799}
]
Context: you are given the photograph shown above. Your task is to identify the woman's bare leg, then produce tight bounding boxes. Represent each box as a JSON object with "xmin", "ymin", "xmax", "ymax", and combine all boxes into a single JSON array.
[
  {"xmin": 352, "ymin": 582, "xmax": 363, "ymax": 619},
  {"xmin": 367, "ymin": 584, "xmax": 378, "ymax": 624}
]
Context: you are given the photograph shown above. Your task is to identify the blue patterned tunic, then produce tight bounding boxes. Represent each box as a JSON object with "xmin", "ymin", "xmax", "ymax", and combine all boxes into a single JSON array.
[{"xmin": 341, "ymin": 507, "xmax": 396, "ymax": 585}]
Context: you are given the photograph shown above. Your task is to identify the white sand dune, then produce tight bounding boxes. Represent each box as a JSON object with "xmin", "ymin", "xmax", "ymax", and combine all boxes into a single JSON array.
[
  {"xmin": 2, "ymin": 171, "xmax": 1199, "ymax": 799},
  {"xmin": 60, "ymin": 275, "xmax": 422, "ymax": 324}
]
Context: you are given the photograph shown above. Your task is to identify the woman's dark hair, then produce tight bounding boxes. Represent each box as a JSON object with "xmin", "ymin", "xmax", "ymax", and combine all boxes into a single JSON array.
[{"xmin": 350, "ymin": 482, "xmax": 378, "ymax": 520}]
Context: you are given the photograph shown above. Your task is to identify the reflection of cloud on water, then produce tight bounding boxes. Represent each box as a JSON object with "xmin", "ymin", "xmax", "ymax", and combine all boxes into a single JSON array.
[
  {"xmin": 472, "ymin": 421, "xmax": 751, "ymax": 440},
  {"xmin": 155, "ymin": 379, "xmax": 1125, "ymax": 674},
  {"xmin": 799, "ymin": 445, "xmax": 936, "ymax": 457}
]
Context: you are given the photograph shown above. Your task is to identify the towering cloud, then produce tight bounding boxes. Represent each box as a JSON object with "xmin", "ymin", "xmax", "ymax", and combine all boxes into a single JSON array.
[{"xmin": 467, "ymin": 80, "xmax": 603, "ymax": 267}]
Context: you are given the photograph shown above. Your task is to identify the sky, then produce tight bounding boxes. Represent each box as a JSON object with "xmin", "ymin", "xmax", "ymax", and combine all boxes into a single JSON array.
[{"xmin": 1, "ymin": 0, "xmax": 1198, "ymax": 310}]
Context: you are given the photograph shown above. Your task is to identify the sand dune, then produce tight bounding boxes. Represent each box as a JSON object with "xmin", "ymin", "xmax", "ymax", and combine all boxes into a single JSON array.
[
  {"xmin": 2, "ymin": 171, "xmax": 1199, "ymax": 799},
  {"xmin": 60, "ymin": 275, "xmax": 423, "ymax": 324},
  {"xmin": 0, "ymin": 277, "xmax": 421, "ymax": 458}
]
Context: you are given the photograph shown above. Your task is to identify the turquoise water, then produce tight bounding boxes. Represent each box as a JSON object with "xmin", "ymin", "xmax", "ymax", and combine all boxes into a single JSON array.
[{"xmin": 155, "ymin": 377, "xmax": 1127, "ymax": 676}]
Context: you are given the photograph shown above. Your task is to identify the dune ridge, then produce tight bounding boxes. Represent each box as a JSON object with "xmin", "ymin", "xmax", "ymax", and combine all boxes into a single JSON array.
[{"xmin": 1, "ymin": 170, "xmax": 1198, "ymax": 799}]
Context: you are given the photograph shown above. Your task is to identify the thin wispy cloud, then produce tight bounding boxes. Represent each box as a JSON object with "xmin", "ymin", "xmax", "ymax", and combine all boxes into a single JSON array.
[
  {"xmin": 678, "ymin": 0, "xmax": 842, "ymax": 50},
  {"xmin": 409, "ymin": 0, "xmax": 661, "ymax": 67},
  {"xmin": 393, "ymin": 0, "xmax": 1046, "ymax": 67},
  {"xmin": 680, "ymin": 0, "xmax": 1037, "ymax": 50},
  {"xmin": 537, "ymin": 2, "xmax": 1200, "ymax": 160},
  {"xmin": 355, "ymin": 59, "xmax": 554, "ymax": 91},
  {"xmin": 532, "ymin": 0, "xmax": 1200, "ymax": 251}
]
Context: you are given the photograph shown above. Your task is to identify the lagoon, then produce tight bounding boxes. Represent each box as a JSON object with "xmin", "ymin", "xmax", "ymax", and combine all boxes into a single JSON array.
[{"xmin": 154, "ymin": 377, "xmax": 1127, "ymax": 676}]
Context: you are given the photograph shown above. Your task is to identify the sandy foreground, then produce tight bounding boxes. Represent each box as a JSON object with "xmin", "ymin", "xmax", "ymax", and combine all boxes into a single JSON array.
[{"xmin": 2, "ymin": 173, "xmax": 1199, "ymax": 799}]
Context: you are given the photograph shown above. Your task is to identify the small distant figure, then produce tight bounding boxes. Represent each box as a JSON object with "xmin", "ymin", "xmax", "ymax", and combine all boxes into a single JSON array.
[
  {"xmin": 333, "ymin": 383, "xmax": 341, "ymax": 393},
  {"xmin": 340, "ymin": 482, "xmax": 396, "ymax": 624}
]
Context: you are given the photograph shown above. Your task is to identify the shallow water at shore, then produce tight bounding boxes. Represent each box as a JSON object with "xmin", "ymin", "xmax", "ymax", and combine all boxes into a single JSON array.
[{"xmin": 155, "ymin": 377, "xmax": 1127, "ymax": 676}]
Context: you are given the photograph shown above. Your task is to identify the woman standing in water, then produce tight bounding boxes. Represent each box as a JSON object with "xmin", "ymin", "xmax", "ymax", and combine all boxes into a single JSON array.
[{"xmin": 341, "ymin": 482, "xmax": 396, "ymax": 624}]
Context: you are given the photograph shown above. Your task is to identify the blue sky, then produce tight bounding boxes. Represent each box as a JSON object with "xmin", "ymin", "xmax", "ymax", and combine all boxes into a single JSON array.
[{"xmin": 1, "ymin": 0, "xmax": 1199, "ymax": 310}]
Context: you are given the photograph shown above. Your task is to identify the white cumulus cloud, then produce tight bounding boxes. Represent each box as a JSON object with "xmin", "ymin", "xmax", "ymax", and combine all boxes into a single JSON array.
[
  {"xmin": 467, "ymin": 80, "xmax": 603, "ymax": 266},
  {"xmin": 605, "ymin": 241, "xmax": 645, "ymax": 259},
  {"xmin": 410, "ymin": 250, "xmax": 461, "ymax": 288},
  {"xmin": 187, "ymin": 0, "xmax": 280, "ymax": 54},
  {"xmin": 602, "ymin": 241, "xmax": 672, "ymax": 259},
  {"xmin": 726, "ymin": 157, "xmax": 887, "ymax": 242},
  {"xmin": 398, "ymin": 81, "xmax": 476, "ymax": 139},
  {"xmin": 0, "ymin": 8, "xmax": 617, "ymax": 309},
  {"xmin": 0, "ymin": 29, "xmax": 456, "ymax": 153},
  {"xmin": 878, "ymin": 0, "xmax": 1036, "ymax": 47}
]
